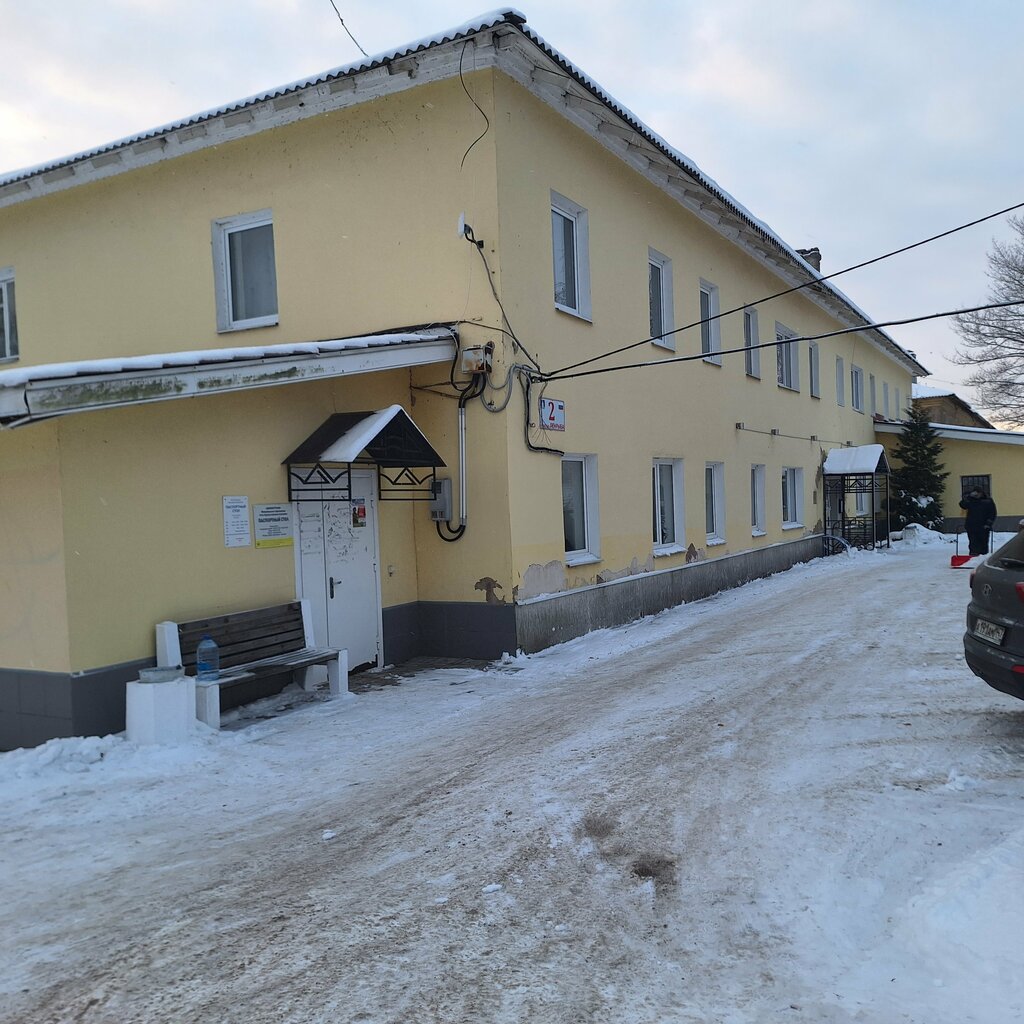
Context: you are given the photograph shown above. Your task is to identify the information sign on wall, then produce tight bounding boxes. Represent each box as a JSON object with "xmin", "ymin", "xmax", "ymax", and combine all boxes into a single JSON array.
[
  {"xmin": 223, "ymin": 496, "xmax": 251, "ymax": 548},
  {"xmin": 539, "ymin": 397, "xmax": 565, "ymax": 431},
  {"xmin": 254, "ymin": 504, "xmax": 294, "ymax": 548}
]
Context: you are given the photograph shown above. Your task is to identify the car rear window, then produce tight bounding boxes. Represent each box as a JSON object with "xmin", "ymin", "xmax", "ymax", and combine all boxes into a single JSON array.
[{"xmin": 993, "ymin": 530, "xmax": 1024, "ymax": 564}]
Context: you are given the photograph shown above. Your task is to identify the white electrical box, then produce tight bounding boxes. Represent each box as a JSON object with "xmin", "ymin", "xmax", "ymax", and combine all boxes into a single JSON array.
[
  {"xmin": 430, "ymin": 478, "xmax": 452, "ymax": 521},
  {"xmin": 460, "ymin": 346, "xmax": 491, "ymax": 373}
]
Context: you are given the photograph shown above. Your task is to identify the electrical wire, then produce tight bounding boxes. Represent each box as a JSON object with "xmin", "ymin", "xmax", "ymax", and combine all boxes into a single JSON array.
[
  {"xmin": 462, "ymin": 226, "xmax": 542, "ymax": 371},
  {"xmin": 538, "ymin": 298, "xmax": 1024, "ymax": 383},
  {"xmin": 548, "ymin": 198, "xmax": 1024, "ymax": 377},
  {"xmin": 459, "ymin": 41, "xmax": 490, "ymax": 170},
  {"xmin": 325, "ymin": 0, "xmax": 369, "ymax": 58}
]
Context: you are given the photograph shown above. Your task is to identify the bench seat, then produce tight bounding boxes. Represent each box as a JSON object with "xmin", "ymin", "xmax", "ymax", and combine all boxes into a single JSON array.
[{"xmin": 156, "ymin": 600, "xmax": 349, "ymax": 729}]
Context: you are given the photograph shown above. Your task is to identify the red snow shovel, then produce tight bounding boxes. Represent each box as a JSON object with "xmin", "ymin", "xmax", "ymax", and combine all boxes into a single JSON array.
[{"xmin": 951, "ymin": 531, "xmax": 971, "ymax": 568}]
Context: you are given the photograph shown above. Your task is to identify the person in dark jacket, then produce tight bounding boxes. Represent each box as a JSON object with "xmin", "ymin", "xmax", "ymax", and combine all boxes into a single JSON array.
[{"xmin": 959, "ymin": 488, "xmax": 997, "ymax": 556}]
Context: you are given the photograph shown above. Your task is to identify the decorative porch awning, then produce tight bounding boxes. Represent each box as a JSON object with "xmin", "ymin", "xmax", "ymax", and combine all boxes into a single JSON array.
[
  {"xmin": 823, "ymin": 443, "xmax": 889, "ymax": 476},
  {"xmin": 284, "ymin": 405, "xmax": 445, "ymax": 502},
  {"xmin": 822, "ymin": 443, "xmax": 891, "ymax": 551}
]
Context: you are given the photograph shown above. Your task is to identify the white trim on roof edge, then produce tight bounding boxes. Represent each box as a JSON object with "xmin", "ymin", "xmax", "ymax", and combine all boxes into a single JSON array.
[{"xmin": 875, "ymin": 421, "xmax": 1024, "ymax": 446}]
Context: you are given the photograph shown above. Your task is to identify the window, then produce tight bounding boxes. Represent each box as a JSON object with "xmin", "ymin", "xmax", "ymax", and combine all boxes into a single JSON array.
[
  {"xmin": 961, "ymin": 475, "xmax": 991, "ymax": 498},
  {"xmin": 882, "ymin": 381, "xmax": 890, "ymax": 418},
  {"xmin": 551, "ymin": 191, "xmax": 591, "ymax": 319},
  {"xmin": 836, "ymin": 356, "xmax": 846, "ymax": 407},
  {"xmin": 781, "ymin": 467, "xmax": 804, "ymax": 528},
  {"xmin": 869, "ymin": 374, "xmax": 877, "ymax": 415},
  {"xmin": 751, "ymin": 464, "xmax": 766, "ymax": 536},
  {"xmin": 0, "ymin": 268, "xmax": 17, "ymax": 360},
  {"xmin": 652, "ymin": 459, "xmax": 684, "ymax": 553},
  {"xmin": 776, "ymin": 323, "xmax": 798, "ymax": 390},
  {"xmin": 894, "ymin": 387, "xmax": 902, "ymax": 419},
  {"xmin": 705, "ymin": 462, "xmax": 725, "ymax": 544},
  {"xmin": 851, "ymin": 365, "xmax": 864, "ymax": 412},
  {"xmin": 743, "ymin": 308, "xmax": 760, "ymax": 378},
  {"xmin": 562, "ymin": 454, "xmax": 600, "ymax": 564},
  {"xmin": 700, "ymin": 281, "xmax": 721, "ymax": 363},
  {"xmin": 212, "ymin": 210, "xmax": 278, "ymax": 332},
  {"xmin": 855, "ymin": 489, "xmax": 870, "ymax": 516},
  {"xmin": 808, "ymin": 341, "xmax": 820, "ymax": 398},
  {"xmin": 648, "ymin": 248, "xmax": 674, "ymax": 350}
]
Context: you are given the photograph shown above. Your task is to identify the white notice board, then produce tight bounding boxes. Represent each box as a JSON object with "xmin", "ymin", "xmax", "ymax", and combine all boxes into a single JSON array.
[{"xmin": 223, "ymin": 495, "xmax": 251, "ymax": 548}]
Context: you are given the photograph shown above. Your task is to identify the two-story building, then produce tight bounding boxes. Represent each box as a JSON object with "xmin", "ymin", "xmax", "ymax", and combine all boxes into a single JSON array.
[{"xmin": 0, "ymin": 10, "xmax": 926, "ymax": 749}]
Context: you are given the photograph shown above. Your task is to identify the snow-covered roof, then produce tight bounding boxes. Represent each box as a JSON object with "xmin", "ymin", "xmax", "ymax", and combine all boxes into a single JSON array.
[
  {"xmin": 875, "ymin": 420, "xmax": 1024, "ymax": 446},
  {"xmin": 0, "ymin": 328, "xmax": 456, "ymax": 427},
  {"xmin": 0, "ymin": 9, "xmax": 527, "ymax": 187},
  {"xmin": 912, "ymin": 384, "xmax": 954, "ymax": 399},
  {"xmin": 823, "ymin": 444, "xmax": 888, "ymax": 475},
  {"xmin": 0, "ymin": 9, "xmax": 926, "ymax": 377}
]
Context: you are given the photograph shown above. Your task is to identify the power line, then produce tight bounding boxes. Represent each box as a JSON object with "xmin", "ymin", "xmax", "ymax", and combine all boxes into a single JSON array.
[
  {"xmin": 537, "ymin": 299, "xmax": 1024, "ymax": 383},
  {"xmin": 326, "ymin": 0, "xmax": 369, "ymax": 58},
  {"xmin": 549, "ymin": 199, "xmax": 1024, "ymax": 377}
]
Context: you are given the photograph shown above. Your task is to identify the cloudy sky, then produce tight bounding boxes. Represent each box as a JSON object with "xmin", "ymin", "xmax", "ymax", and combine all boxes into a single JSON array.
[{"xmin": 2, "ymin": 1, "xmax": 1021, "ymax": 415}]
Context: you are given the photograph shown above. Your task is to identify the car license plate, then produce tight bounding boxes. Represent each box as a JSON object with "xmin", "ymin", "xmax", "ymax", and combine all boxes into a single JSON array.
[{"xmin": 974, "ymin": 618, "xmax": 1006, "ymax": 644}]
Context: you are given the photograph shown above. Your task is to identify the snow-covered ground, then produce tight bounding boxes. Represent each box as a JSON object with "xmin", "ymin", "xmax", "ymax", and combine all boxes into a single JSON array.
[{"xmin": 2, "ymin": 532, "xmax": 1022, "ymax": 1024}]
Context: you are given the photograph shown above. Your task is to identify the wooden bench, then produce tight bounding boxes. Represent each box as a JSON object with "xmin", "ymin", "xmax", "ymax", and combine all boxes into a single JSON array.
[{"xmin": 155, "ymin": 600, "xmax": 348, "ymax": 729}]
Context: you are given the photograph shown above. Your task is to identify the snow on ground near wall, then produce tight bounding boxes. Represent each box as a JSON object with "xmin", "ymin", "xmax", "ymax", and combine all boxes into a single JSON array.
[{"xmin": 1, "ymin": 537, "xmax": 1022, "ymax": 1024}]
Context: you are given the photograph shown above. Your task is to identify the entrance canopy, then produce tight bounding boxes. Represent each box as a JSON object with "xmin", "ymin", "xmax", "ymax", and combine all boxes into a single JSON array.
[
  {"xmin": 284, "ymin": 405, "xmax": 444, "ymax": 503},
  {"xmin": 822, "ymin": 443, "xmax": 889, "ymax": 476},
  {"xmin": 822, "ymin": 443, "xmax": 891, "ymax": 550}
]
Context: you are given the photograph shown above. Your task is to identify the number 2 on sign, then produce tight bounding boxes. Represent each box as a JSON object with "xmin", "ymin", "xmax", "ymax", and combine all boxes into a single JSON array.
[{"xmin": 540, "ymin": 397, "xmax": 565, "ymax": 431}]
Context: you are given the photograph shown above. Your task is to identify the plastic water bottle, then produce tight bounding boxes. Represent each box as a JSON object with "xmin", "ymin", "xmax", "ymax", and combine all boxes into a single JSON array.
[{"xmin": 196, "ymin": 635, "xmax": 220, "ymax": 681}]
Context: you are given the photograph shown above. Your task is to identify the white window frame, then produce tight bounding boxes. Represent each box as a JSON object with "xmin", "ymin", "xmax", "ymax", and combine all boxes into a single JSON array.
[
  {"xmin": 869, "ymin": 374, "xmax": 877, "ymax": 415},
  {"xmin": 894, "ymin": 387, "xmax": 902, "ymax": 419},
  {"xmin": 836, "ymin": 356, "xmax": 846, "ymax": 407},
  {"xmin": 808, "ymin": 340, "xmax": 820, "ymax": 398},
  {"xmin": 212, "ymin": 209, "xmax": 279, "ymax": 332},
  {"xmin": 743, "ymin": 308, "xmax": 760, "ymax": 378},
  {"xmin": 882, "ymin": 381, "xmax": 890, "ymax": 418},
  {"xmin": 851, "ymin": 365, "xmax": 865, "ymax": 412},
  {"xmin": 751, "ymin": 464, "xmax": 766, "ymax": 536},
  {"xmin": 776, "ymin": 323, "xmax": 799, "ymax": 390},
  {"xmin": 699, "ymin": 280, "xmax": 722, "ymax": 364},
  {"xmin": 705, "ymin": 461, "xmax": 726, "ymax": 545},
  {"xmin": 782, "ymin": 467, "xmax": 804, "ymax": 529},
  {"xmin": 0, "ymin": 267, "xmax": 17, "ymax": 361},
  {"xmin": 652, "ymin": 458, "xmax": 685, "ymax": 555},
  {"xmin": 561, "ymin": 453, "xmax": 600, "ymax": 565},
  {"xmin": 648, "ymin": 248, "xmax": 674, "ymax": 350},
  {"xmin": 551, "ymin": 191, "xmax": 592, "ymax": 321}
]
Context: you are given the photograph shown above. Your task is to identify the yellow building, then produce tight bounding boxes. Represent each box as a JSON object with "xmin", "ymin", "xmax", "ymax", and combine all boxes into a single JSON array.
[
  {"xmin": 878, "ymin": 406, "xmax": 1024, "ymax": 537},
  {"xmin": 0, "ymin": 12, "xmax": 925, "ymax": 748}
]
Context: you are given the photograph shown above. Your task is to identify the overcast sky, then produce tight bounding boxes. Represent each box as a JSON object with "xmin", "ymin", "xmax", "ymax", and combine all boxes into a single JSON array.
[{"xmin": 2, "ymin": 1, "xmax": 1021, "ymax": 417}]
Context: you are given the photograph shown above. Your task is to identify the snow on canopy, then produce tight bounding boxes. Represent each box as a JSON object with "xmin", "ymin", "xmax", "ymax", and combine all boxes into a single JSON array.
[{"xmin": 823, "ymin": 443, "xmax": 888, "ymax": 476}]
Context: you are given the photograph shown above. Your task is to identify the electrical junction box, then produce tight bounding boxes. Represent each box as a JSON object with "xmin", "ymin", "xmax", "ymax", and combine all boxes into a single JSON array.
[
  {"xmin": 460, "ymin": 346, "xmax": 491, "ymax": 374},
  {"xmin": 430, "ymin": 478, "xmax": 452, "ymax": 521}
]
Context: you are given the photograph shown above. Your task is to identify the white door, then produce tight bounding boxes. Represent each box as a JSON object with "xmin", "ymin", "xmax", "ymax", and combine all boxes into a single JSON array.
[{"xmin": 296, "ymin": 469, "xmax": 381, "ymax": 669}]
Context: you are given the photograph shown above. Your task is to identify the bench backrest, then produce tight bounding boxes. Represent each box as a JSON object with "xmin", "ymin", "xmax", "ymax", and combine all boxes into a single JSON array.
[{"xmin": 174, "ymin": 602, "xmax": 309, "ymax": 674}]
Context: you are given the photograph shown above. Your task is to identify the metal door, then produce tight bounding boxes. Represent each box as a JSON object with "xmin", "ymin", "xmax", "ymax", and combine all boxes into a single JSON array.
[{"xmin": 296, "ymin": 469, "xmax": 381, "ymax": 670}]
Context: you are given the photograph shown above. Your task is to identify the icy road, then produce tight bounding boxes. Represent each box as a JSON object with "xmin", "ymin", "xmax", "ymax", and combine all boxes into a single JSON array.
[{"xmin": 2, "ymin": 535, "xmax": 1022, "ymax": 1024}]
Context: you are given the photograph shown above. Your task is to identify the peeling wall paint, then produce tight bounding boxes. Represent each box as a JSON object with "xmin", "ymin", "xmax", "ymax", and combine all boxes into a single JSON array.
[
  {"xmin": 518, "ymin": 560, "xmax": 566, "ymax": 601},
  {"xmin": 474, "ymin": 577, "xmax": 507, "ymax": 605}
]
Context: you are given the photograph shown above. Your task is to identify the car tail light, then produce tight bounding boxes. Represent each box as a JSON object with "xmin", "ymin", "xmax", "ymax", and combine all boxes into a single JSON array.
[
  {"xmin": 1013, "ymin": 666, "xmax": 1024, "ymax": 675},
  {"xmin": 1017, "ymin": 582, "xmax": 1024, "ymax": 604}
]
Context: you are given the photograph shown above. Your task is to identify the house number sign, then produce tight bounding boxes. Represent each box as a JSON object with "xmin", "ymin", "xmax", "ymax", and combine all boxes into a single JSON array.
[{"xmin": 539, "ymin": 397, "xmax": 565, "ymax": 431}]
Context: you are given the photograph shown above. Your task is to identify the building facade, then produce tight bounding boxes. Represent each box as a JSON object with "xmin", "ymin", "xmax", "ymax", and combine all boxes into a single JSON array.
[{"xmin": 0, "ymin": 12, "xmax": 925, "ymax": 748}]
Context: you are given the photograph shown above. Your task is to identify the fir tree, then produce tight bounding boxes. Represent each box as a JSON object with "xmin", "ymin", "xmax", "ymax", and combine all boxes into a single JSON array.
[{"xmin": 886, "ymin": 404, "xmax": 949, "ymax": 529}]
